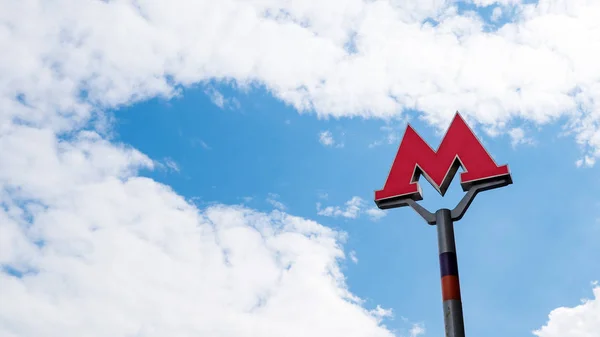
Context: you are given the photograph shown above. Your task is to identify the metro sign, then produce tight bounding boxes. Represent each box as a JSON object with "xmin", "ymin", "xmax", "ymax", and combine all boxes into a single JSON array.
[
  {"xmin": 375, "ymin": 112, "xmax": 512, "ymax": 208},
  {"xmin": 374, "ymin": 112, "xmax": 513, "ymax": 337}
]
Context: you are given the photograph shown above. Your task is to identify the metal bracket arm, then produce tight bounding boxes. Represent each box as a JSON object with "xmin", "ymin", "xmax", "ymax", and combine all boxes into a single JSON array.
[
  {"xmin": 378, "ymin": 177, "xmax": 511, "ymax": 225},
  {"xmin": 406, "ymin": 199, "xmax": 436, "ymax": 225},
  {"xmin": 377, "ymin": 198, "xmax": 436, "ymax": 224},
  {"xmin": 450, "ymin": 178, "xmax": 511, "ymax": 222}
]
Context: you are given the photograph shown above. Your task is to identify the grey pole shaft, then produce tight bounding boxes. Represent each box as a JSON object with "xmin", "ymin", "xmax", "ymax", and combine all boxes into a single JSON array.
[{"xmin": 436, "ymin": 209, "xmax": 466, "ymax": 337}]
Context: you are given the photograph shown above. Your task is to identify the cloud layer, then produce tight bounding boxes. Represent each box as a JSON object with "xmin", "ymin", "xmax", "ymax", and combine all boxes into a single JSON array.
[
  {"xmin": 4, "ymin": 0, "xmax": 600, "ymax": 159},
  {"xmin": 0, "ymin": 125, "xmax": 395, "ymax": 337}
]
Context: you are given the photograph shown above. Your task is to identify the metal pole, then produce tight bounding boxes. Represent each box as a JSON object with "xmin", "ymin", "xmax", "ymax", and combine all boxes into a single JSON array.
[
  {"xmin": 376, "ymin": 179, "xmax": 512, "ymax": 336},
  {"xmin": 435, "ymin": 208, "xmax": 466, "ymax": 337}
]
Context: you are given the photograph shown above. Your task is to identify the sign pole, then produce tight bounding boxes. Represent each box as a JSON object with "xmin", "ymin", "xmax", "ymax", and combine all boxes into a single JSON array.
[
  {"xmin": 376, "ymin": 179, "xmax": 509, "ymax": 336},
  {"xmin": 436, "ymin": 208, "xmax": 465, "ymax": 337}
]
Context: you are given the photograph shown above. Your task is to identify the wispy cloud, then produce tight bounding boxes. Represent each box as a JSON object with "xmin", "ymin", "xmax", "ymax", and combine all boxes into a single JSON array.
[
  {"xmin": 204, "ymin": 87, "xmax": 240, "ymax": 110},
  {"xmin": 508, "ymin": 127, "xmax": 534, "ymax": 148},
  {"xmin": 409, "ymin": 323, "xmax": 425, "ymax": 337},
  {"xmin": 191, "ymin": 138, "xmax": 212, "ymax": 150},
  {"xmin": 267, "ymin": 193, "xmax": 287, "ymax": 211},
  {"xmin": 491, "ymin": 7, "xmax": 503, "ymax": 22},
  {"xmin": 317, "ymin": 191, "xmax": 329, "ymax": 200},
  {"xmin": 319, "ymin": 130, "xmax": 344, "ymax": 148},
  {"xmin": 370, "ymin": 305, "xmax": 394, "ymax": 323},
  {"xmin": 156, "ymin": 157, "xmax": 180, "ymax": 172},
  {"xmin": 317, "ymin": 196, "xmax": 363, "ymax": 219},
  {"xmin": 319, "ymin": 130, "xmax": 334, "ymax": 146},
  {"xmin": 317, "ymin": 196, "xmax": 387, "ymax": 221},
  {"xmin": 369, "ymin": 122, "xmax": 406, "ymax": 148},
  {"xmin": 164, "ymin": 158, "xmax": 180, "ymax": 172},
  {"xmin": 365, "ymin": 208, "xmax": 386, "ymax": 221},
  {"xmin": 199, "ymin": 140, "xmax": 212, "ymax": 150},
  {"xmin": 349, "ymin": 250, "xmax": 358, "ymax": 264},
  {"xmin": 576, "ymin": 156, "xmax": 596, "ymax": 168}
]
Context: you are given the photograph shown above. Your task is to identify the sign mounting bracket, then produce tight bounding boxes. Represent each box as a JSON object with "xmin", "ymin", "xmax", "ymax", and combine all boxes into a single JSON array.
[
  {"xmin": 376, "ymin": 177, "xmax": 511, "ymax": 225},
  {"xmin": 450, "ymin": 177, "xmax": 511, "ymax": 222}
]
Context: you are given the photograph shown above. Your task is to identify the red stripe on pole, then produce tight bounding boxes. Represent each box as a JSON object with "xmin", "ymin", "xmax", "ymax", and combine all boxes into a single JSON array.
[{"xmin": 441, "ymin": 275, "xmax": 461, "ymax": 301}]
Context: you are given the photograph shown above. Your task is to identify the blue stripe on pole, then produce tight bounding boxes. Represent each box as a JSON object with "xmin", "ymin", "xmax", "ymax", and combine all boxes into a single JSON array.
[{"xmin": 439, "ymin": 252, "xmax": 458, "ymax": 277}]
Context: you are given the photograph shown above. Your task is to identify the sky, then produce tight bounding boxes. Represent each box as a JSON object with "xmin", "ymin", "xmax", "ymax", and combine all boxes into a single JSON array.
[{"xmin": 1, "ymin": 0, "xmax": 600, "ymax": 336}]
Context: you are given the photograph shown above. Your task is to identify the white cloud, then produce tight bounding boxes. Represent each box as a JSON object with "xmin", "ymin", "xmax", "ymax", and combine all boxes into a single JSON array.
[
  {"xmin": 576, "ymin": 155, "xmax": 596, "ymax": 168},
  {"xmin": 370, "ymin": 305, "xmax": 394, "ymax": 323},
  {"xmin": 368, "ymin": 141, "xmax": 383, "ymax": 148},
  {"xmin": 6, "ymin": 0, "xmax": 600, "ymax": 163},
  {"xmin": 266, "ymin": 193, "xmax": 287, "ymax": 210},
  {"xmin": 163, "ymin": 157, "xmax": 180, "ymax": 172},
  {"xmin": 319, "ymin": 130, "xmax": 344, "ymax": 148},
  {"xmin": 317, "ymin": 197, "xmax": 386, "ymax": 221},
  {"xmin": 199, "ymin": 140, "xmax": 212, "ymax": 150},
  {"xmin": 365, "ymin": 208, "xmax": 387, "ymax": 221},
  {"xmin": 508, "ymin": 127, "xmax": 533, "ymax": 147},
  {"xmin": 491, "ymin": 7, "xmax": 503, "ymax": 22},
  {"xmin": 369, "ymin": 124, "xmax": 403, "ymax": 148},
  {"xmin": 319, "ymin": 131, "xmax": 335, "ymax": 146},
  {"xmin": 0, "ymin": 123, "xmax": 396, "ymax": 337},
  {"xmin": 204, "ymin": 87, "xmax": 240, "ymax": 110},
  {"xmin": 349, "ymin": 250, "xmax": 358, "ymax": 264},
  {"xmin": 205, "ymin": 87, "xmax": 226, "ymax": 108},
  {"xmin": 191, "ymin": 139, "xmax": 212, "ymax": 150},
  {"xmin": 0, "ymin": 2, "xmax": 403, "ymax": 330},
  {"xmin": 534, "ymin": 284, "xmax": 600, "ymax": 337},
  {"xmin": 317, "ymin": 196, "xmax": 364, "ymax": 219},
  {"xmin": 409, "ymin": 323, "xmax": 426, "ymax": 337}
]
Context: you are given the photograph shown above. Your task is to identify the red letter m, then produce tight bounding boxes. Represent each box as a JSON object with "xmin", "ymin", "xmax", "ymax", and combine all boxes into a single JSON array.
[{"xmin": 375, "ymin": 113, "xmax": 511, "ymax": 204}]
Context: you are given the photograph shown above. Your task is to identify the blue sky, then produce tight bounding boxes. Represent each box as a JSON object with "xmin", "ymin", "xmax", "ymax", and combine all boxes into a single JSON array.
[
  {"xmin": 2, "ymin": 1, "xmax": 600, "ymax": 337},
  {"xmin": 115, "ymin": 83, "xmax": 600, "ymax": 336}
]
